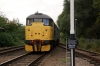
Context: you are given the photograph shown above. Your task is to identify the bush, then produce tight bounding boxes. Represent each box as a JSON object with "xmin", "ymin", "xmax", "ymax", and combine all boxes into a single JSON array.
[
  {"xmin": 0, "ymin": 32, "xmax": 15, "ymax": 47},
  {"xmin": 78, "ymin": 38, "xmax": 100, "ymax": 52}
]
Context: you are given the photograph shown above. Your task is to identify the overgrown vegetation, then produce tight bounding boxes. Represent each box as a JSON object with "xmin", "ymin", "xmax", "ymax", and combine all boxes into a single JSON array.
[
  {"xmin": 57, "ymin": 0, "xmax": 100, "ymax": 52},
  {"xmin": 78, "ymin": 38, "xmax": 100, "ymax": 52},
  {"xmin": 0, "ymin": 13, "xmax": 25, "ymax": 47}
]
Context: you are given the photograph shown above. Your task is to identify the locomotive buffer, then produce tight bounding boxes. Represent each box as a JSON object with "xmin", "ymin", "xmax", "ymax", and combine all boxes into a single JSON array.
[{"xmin": 67, "ymin": 0, "xmax": 78, "ymax": 66}]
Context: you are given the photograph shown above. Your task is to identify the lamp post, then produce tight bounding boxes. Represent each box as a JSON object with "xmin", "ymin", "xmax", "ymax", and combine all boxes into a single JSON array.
[{"xmin": 67, "ymin": 0, "xmax": 78, "ymax": 66}]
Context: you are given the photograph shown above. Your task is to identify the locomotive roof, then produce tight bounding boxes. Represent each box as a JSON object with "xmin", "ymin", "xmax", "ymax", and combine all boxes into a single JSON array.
[{"xmin": 27, "ymin": 12, "xmax": 52, "ymax": 19}]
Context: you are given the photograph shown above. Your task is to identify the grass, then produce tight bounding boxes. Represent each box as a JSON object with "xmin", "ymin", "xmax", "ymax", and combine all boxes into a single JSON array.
[
  {"xmin": 67, "ymin": 58, "xmax": 70, "ymax": 62},
  {"xmin": 78, "ymin": 38, "xmax": 100, "ymax": 53},
  {"xmin": 61, "ymin": 59, "xmax": 66, "ymax": 63}
]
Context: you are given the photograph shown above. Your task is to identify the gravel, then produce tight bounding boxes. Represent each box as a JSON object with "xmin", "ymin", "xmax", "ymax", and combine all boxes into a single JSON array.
[
  {"xmin": 75, "ymin": 57, "xmax": 94, "ymax": 66},
  {"xmin": 40, "ymin": 46, "xmax": 95, "ymax": 66},
  {"xmin": 67, "ymin": 51, "xmax": 95, "ymax": 66},
  {"xmin": 40, "ymin": 46, "xmax": 66, "ymax": 66}
]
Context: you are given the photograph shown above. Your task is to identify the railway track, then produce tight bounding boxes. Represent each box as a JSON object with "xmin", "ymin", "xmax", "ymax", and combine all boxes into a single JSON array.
[
  {"xmin": 0, "ymin": 46, "xmax": 27, "ymax": 64},
  {"xmin": 0, "ymin": 45, "xmax": 56, "ymax": 66},
  {"xmin": 58, "ymin": 43, "xmax": 66, "ymax": 49},
  {"xmin": 0, "ymin": 52, "xmax": 47, "ymax": 66},
  {"xmin": 59, "ymin": 43, "xmax": 100, "ymax": 66},
  {"xmin": 75, "ymin": 49, "xmax": 100, "ymax": 66},
  {"xmin": 0, "ymin": 46, "xmax": 24, "ymax": 55}
]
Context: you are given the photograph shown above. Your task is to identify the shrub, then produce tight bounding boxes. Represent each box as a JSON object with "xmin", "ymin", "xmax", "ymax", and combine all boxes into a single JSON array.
[{"xmin": 0, "ymin": 32, "xmax": 14, "ymax": 47}]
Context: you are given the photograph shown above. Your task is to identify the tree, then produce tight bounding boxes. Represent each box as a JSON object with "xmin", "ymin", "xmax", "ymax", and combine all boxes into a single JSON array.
[
  {"xmin": 57, "ymin": 0, "xmax": 70, "ymax": 42},
  {"xmin": 87, "ymin": 0, "xmax": 100, "ymax": 39},
  {"xmin": 74, "ymin": 0, "xmax": 98, "ymax": 38},
  {"xmin": 57, "ymin": 0, "xmax": 100, "ymax": 41},
  {"xmin": 0, "ymin": 13, "xmax": 25, "ymax": 47}
]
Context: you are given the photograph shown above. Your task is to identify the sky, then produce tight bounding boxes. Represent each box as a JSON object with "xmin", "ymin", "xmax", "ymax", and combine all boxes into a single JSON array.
[{"xmin": 0, "ymin": 0, "xmax": 63, "ymax": 25}]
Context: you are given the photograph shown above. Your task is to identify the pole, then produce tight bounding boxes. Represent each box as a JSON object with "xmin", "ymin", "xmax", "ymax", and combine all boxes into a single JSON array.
[
  {"xmin": 70, "ymin": 0, "xmax": 74, "ymax": 35},
  {"xmin": 70, "ymin": 49, "xmax": 75, "ymax": 66},
  {"xmin": 67, "ymin": 0, "xmax": 78, "ymax": 66},
  {"xmin": 70, "ymin": 0, "xmax": 75, "ymax": 65},
  {"xmin": 70, "ymin": 0, "xmax": 75, "ymax": 66}
]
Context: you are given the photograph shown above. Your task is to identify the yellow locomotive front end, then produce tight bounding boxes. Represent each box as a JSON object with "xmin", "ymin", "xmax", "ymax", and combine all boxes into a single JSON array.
[{"xmin": 25, "ymin": 13, "xmax": 54, "ymax": 52}]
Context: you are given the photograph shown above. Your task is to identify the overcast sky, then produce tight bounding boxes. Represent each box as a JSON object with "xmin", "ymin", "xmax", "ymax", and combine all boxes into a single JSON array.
[{"xmin": 0, "ymin": 0, "xmax": 63, "ymax": 25}]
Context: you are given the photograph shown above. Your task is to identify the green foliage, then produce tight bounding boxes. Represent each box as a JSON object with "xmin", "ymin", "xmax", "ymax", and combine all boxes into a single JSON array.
[
  {"xmin": 57, "ymin": 0, "xmax": 100, "ymax": 43},
  {"xmin": 78, "ymin": 38, "xmax": 100, "ymax": 52},
  {"xmin": 78, "ymin": 38, "xmax": 86, "ymax": 49},
  {"xmin": 87, "ymin": 0, "xmax": 100, "ymax": 39},
  {"xmin": 57, "ymin": 0, "xmax": 100, "ymax": 53},
  {"xmin": 0, "ymin": 32, "xmax": 14, "ymax": 47},
  {"xmin": 93, "ymin": 0, "xmax": 100, "ymax": 9},
  {"xmin": 0, "ymin": 16, "xmax": 8, "ymax": 28},
  {"xmin": 57, "ymin": 0, "xmax": 70, "ymax": 41},
  {"xmin": 0, "ymin": 13, "xmax": 25, "ymax": 47},
  {"xmin": 87, "ymin": 22, "xmax": 100, "ymax": 39},
  {"xmin": 74, "ymin": 0, "xmax": 98, "ymax": 38}
]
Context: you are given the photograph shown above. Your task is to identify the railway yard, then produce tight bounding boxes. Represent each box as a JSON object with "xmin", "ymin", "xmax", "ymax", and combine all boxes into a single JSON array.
[{"xmin": 0, "ymin": 44, "xmax": 100, "ymax": 66}]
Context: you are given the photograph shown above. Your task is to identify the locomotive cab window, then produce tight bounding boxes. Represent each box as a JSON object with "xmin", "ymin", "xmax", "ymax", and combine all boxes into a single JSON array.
[
  {"xmin": 34, "ymin": 19, "xmax": 42, "ymax": 22},
  {"xmin": 26, "ymin": 19, "xmax": 33, "ymax": 26},
  {"xmin": 43, "ymin": 19, "xmax": 49, "ymax": 26},
  {"xmin": 43, "ymin": 19, "xmax": 53, "ymax": 26}
]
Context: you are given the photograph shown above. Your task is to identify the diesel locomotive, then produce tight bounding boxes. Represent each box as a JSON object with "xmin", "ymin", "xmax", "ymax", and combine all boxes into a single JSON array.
[{"xmin": 25, "ymin": 12, "xmax": 60, "ymax": 52}]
